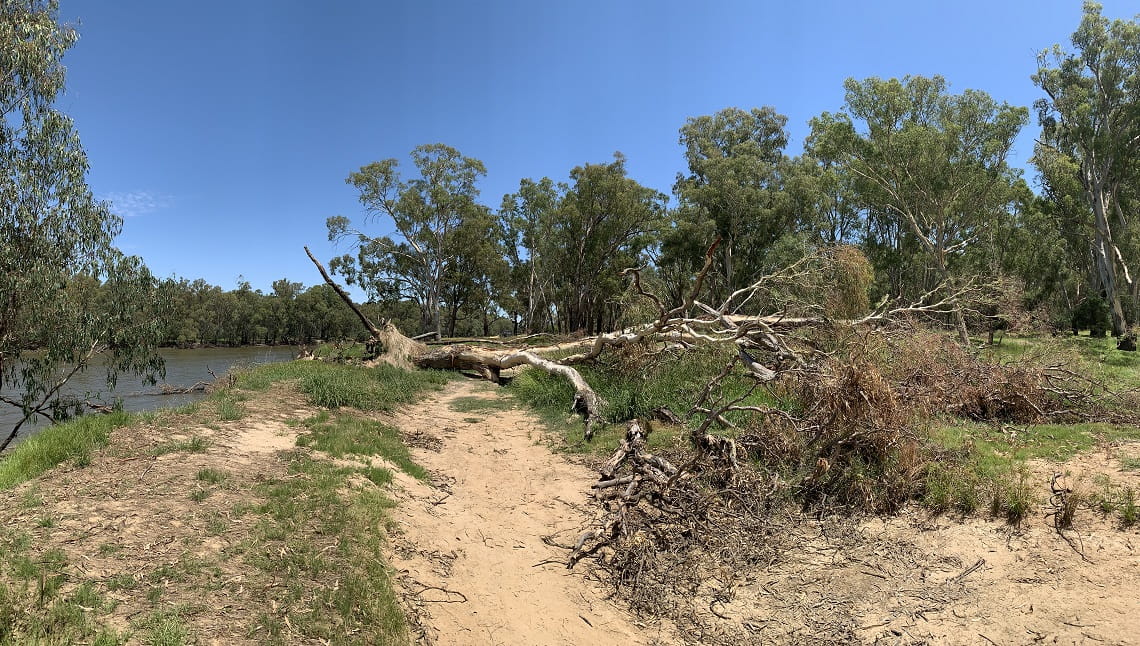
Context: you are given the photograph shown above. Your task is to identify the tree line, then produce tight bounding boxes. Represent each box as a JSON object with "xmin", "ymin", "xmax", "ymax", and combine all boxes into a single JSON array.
[{"xmin": 328, "ymin": 2, "xmax": 1140, "ymax": 342}]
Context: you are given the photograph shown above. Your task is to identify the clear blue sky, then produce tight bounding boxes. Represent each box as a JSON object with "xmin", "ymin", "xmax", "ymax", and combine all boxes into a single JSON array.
[{"xmin": 55, "ymin": 0, "xmax": 1138, "ymax": 297}]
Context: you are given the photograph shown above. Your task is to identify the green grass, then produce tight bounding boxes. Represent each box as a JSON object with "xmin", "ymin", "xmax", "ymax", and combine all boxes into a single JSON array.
[
  {"xmin": 0, "ymin": 538, "xmax": 126, "ymax": 645},
  {"xmin": 0, "ymin": 411, "xmax": 133, "ymax": 491},
  {"xmin": 297, "ymin": 412, "xmax": 428, "ymax": 480},
  {"xmin": 133, "ymin": 607, "xmax": 193, "ymax": 646},
  {"xmin": 151, "ymin": 436, "xmax": 209, "ymax": 456},
  {"xmin": 508, "ymin": 344, "xmax": 768, "ymax": 454},
  {"xmin": 312, "ymin": 341, "xmax": 370, "ymax": 361},
  {"xmin": 195, "ymin": 468, "xmax": 228, "ymax": 484},
  {"xmin": 923, "ymin": 420, "xmax": 1140, "ymax": 522},
  {"xmin": 234, "ymin": 360, "xmax": 452, "ymax": 412},
  {"xmin": 248, "ymin": 453, "xmax": 406, "ymax": 644},
  {"xmin": 214, "ymin": 393, "xmax": 246, "ymax": 421},
  {"xmin": 983, "ymin": 333, "xmax": 1140, "ymax": 391}
]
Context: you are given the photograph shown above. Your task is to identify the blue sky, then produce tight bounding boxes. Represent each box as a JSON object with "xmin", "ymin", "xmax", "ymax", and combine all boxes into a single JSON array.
[{"xmin": 55, "ymin": 0, "xmax": 1137, "ymax": 297}]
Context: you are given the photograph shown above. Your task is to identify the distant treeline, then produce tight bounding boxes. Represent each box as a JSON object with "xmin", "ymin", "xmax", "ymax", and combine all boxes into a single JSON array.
[{"xmin": 157, "ymin": 278, "xmax": 369, "ymax": 347}]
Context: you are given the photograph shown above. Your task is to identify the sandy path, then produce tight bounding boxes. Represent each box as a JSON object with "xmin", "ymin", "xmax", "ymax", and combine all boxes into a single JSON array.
[{"xmin": 384, "ymin": 379, "xmax": 672, "ymax": 646}]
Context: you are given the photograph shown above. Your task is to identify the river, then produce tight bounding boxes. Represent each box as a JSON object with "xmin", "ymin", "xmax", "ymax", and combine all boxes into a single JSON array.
[{"xmin": 1, "ymin": 346, "xmax": 297, "ymax": 446}]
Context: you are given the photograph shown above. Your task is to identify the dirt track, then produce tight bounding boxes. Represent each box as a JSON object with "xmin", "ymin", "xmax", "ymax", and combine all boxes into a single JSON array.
[{"xmin": 384, "ymin": 379, "xmax": 676, "ymax": 645}]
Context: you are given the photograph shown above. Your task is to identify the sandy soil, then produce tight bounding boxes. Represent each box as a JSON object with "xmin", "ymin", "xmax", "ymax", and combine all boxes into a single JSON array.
[{"xmin": 383, "ymin": 379, "xmax": 676, "ymax": 645}]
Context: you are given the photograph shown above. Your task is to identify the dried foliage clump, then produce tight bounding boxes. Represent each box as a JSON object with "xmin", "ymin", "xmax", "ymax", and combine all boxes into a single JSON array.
[
  {"xmin": 779, "ymin": 359, "xmax": 921, "ymax": 512},
  {"xmin": 881, "ymin": 329, "xmax": 1119, "ymax": 423}
]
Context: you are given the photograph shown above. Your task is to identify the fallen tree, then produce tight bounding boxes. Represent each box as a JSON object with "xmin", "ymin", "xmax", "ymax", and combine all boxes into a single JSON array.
[{"xmin": 303, "ymin": 242, "xmax": 1086, "ymax": 441}]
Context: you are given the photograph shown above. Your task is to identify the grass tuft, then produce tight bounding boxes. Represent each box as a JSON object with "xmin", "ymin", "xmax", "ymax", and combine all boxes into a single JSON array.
[
  {"xmin": 0, "ymin": 412, "xmax": 132, "ymax": 491},
  {"xmin": 297, "ymin": 412, "xmax": 427, "ymax": 480},
  {"xmin": 151, "ymin": 436, "xmax": 209, "ymax": 456},
  {"xmin": 233, "ymin": 360, "xmax": 451, "ymax": 412}
]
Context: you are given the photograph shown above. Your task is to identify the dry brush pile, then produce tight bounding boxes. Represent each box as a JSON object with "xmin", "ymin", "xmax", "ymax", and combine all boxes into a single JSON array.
[{"xmin": 564, "ymin": 324, "xmax": 1134, "ymax": 629}]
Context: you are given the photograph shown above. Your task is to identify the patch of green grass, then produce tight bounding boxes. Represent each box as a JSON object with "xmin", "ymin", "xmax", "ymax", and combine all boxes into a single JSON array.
[
  {"xmin": 189, "ymin": 488, "xmax": 211, "ymax": 502},
  {"xmin": 922, "ymin": 421, "xmax": 1140, "ymax": 523},
  {"xmin": 248, "ymin": 453, "xmax": 407, "ymax": 643},
  {"xmin": 449, "ymin": 396, "xmax": 515, "ymax": 413},
  {"xmin": 214, "ymin": 393, "xmax": 246, "ymax": 421},
  {"xmin": 151, "ymin": 436, "xmax": 209, "ymax": 456},
  {"xmin": 233, "ymin": 360, "xmax": 452, "ymax": 413},
  {"xmin": 19, "ymin": 488, "xmax": 43, "ymax": 508},
  {"xmin": 508, "ymin": 345, "xmax": 772, "ymax": 454},
  {"xmin": 134, "ymin": 607, "xmax": 192, "ymax": 646},
  {"xmin": 1123, "ymin": 488, "xmax": 1139, "ymax": 527},
  {"xmin": 299, "ymin": 363, "xmax": 452, "ymax": 411},
  {"xmin": 297, "ymin": 412, "xmax": 427, "ymax": 480},
  {"xmin": 97, "ymin": 542, "xmax": 120, "ymax": 556},
  {"xmin": 105, "ymin": 573, "xmax": 138, "ymax": 592},
  {"xmin": 196, "ymin": 468, "xmax": 228, "ymax": 484},
  {"xmin": 313, "ymin": 341, "xmax": 370, "ymax": 361},
  {"xmin": 204, "ymin": 513, "xmax": 229, "ymax": 536},
  {"xmin": 0, "ymin": 548, "xmax": 125, "ymax": 644},
  {"xmin": 0, "ymin": 411, "xmax": 133, "ymax": 490},
  {"xmin": 931, "ymin": 421, "xmax": 1140, "ymax": 464},
  {"xmin": 1121, "ymin": 456, "xmax": 1140, "ymax": 471},
  {"xmin": 359, "ymin": 465, "xmax": 393, "ymax": 486},
  {"xmin": 172, "ymin": 401, "xmax": 201, "ymax": 416}
]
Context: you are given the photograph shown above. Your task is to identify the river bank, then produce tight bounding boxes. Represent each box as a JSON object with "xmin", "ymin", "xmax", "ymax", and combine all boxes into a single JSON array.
[{"xmin": 0, "ymin": 347, "xmax": 297, "ymax": 445}]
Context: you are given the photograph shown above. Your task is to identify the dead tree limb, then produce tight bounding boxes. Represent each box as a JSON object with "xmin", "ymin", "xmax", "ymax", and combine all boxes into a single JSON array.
[{"xmin": 304, "ymin": 246, "xmax": 426, "ymax": 366}]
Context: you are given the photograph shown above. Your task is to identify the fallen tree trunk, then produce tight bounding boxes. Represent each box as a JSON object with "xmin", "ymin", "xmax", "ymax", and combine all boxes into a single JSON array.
[{"xmin": 415, "ymin": 345, "xmax": 606, "ymax": 438}]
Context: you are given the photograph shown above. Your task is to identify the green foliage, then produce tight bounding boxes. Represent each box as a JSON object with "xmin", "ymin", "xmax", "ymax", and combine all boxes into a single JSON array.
[
  {"xmin": 0, "ymin": 411, "xmax": 132, "ymax": 490},
  {"xmin": 0, "ymin": 1, "xmax": 167, "ymax": 451},
  {"xmin": 329, "ymin": 144, "xmax": 498, "ymax": 339},
  {"xmin": 250, "ymin": 454, "xmax": 407, "ymax": 643},
  {"xmin": 674, "ymin": 106, "xmax": 794, "ymax": 296},
  {"xmin": 1072, "ymin": 296, "xmax": 1111, "ymax": 336},
  {"xmin": 159, "ymin": 277, "xmax": 369, "ymax": 347},
  {"xmin": 809, "ymin": 75, "xmax": 1028, "ymax": 341},
  {"xmin": 297, "ymin": 412, "xmax": 427, "ymax": 480},
  {"xmin": 1033, "ymin": 2, "xmax": 1140, "ymax": 335}
]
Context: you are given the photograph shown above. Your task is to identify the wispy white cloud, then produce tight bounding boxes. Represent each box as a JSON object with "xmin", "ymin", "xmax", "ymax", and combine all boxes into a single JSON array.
[{"xmin": 103, "ymin": 191, "xmax": 173, "ymax": 218}]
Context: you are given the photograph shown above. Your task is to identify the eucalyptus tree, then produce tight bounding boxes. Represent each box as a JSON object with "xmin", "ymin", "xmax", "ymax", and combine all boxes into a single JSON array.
[
  {"xmin": 809, "ymin": 75, "xmax": 1028, "ymax": 344},
  {"xmin": 1033, "ymin": 1, "xmax": 1140, "ymax": 334},
  {"xmin": 675, "ymin": 107, "xmax": 793, "ymax": 296},
  {"xmin": 1, "ymin": 1, "xmax": 166, "ymax": 449},
  {"xmin": 500, "ymin": 177, "xmax": 561, "ymax": 333},
  {"xmin": 328, "ymin": 144, "xmax": 493, "ymax": 340},
  {"xmin": 547, "ymin": 154, "xmax": 667, "ymax": 334}
]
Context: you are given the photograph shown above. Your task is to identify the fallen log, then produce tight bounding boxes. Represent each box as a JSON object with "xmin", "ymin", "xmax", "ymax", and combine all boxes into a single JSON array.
[{"xmin": 414, "ymin": 344, "xmax": 606, "ymax": 438}]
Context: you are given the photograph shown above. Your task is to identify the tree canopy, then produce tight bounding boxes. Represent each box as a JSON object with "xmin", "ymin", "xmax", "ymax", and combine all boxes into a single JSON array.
[{"xmin": 0, "ymin": 0, "xmax": 166, "ymax": 449}]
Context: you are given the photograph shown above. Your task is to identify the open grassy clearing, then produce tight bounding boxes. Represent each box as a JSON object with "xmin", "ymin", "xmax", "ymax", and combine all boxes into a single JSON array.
[{"xmin": 0, "ymin": 359, "xmax": 447, "ymax": 645}]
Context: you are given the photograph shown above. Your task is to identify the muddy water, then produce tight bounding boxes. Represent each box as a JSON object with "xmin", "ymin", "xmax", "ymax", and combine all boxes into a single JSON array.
[{"xmin": 1, "ymin": 346, "xmax": 296, "ymax": 445}]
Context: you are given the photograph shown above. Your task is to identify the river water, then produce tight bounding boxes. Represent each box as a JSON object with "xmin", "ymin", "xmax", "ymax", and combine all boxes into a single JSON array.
[{"xmin": 1, "ymin": 346, "xmax": 297, "ymax": 445}]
